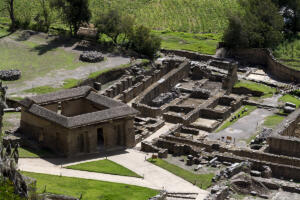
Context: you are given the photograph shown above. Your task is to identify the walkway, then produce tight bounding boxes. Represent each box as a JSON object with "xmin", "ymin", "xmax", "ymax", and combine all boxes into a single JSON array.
[
  {"xmin": 18, "ymin": 124, "xmax": 209, "ymax": 199},
  {"xmin": 208, "ymin": 108, "xmax": 274, "ymax": 147}
]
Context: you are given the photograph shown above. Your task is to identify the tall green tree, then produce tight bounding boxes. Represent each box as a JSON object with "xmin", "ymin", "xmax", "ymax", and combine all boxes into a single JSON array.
[
  {"xmin": 3, "ymin": 0, "xmax": 16, "ymax": 30},
  {"xmin": 223, "ymin": 0, "xmax": 284, "ymax": 48},
  {"xmin": 50, "ymin": 0, "xmax": 91, "ymax": 36}
]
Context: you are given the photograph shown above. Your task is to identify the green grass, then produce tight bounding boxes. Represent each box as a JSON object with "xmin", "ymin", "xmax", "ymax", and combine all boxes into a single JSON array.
[
  {"xmin": 23, "ymin": 86, "xmax": 60, "ymax": 94},
  {"xmin": 216, "ymin": 105, "xmax": 257, "ymax": 132},
  {"xmin": 19, "ymin": 147, "xmax": 56, "ymax": 158},
  {"xmin": 273, "ymin": 34, "xmax": 300, "ymax": 70},
  {"xmin": 279, "ymin": 94, "xmax": 300, "ymax": 108},
  {"xmin": 22, "ymin": 172, "xmax": 158, "ymax": 200},
  {"xmin": 234, "ymin": 80, "xmax": 276, "ymax": 97},
  {"xmin": 153, "ymin": 31, "xmax": 221, "ymax": 54},
  {"xmin": 88, "ymin": 63, "xmax": 131, "ymax": 79},
  {"xmin": 263, "ymin": 114, "xmax": 285, "ymax": 128},
  {"xmin": 0, "ymin": 35, "xmax": 86, "ymax": 86},
  {"xmin": 148, "ymin": 158, "xmax": 214, "ymax": 189},
  {"xmin": 66, "ymin": 159, "xmax": 142, "ymax": 178},
  {"xmin": 0, "ymin": 0, "xmax": 239, "ymax": 34}
]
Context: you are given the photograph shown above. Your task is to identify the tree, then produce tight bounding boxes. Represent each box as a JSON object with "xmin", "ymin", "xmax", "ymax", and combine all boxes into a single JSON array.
[
  {"xmin": 36, "ymin": 0, "xmax": 52, "ymax": 32},
  {"xmin": 129, "ymin": 25, "xmax": 161, "ymax": 58},
  {"xmin": 223, "ymin": 0, "xmax": 284, "ymax": 49},
  {"xmin": 50, "ymin": 0, "xmax": 91, "ymax": 36},
  {"xmin": 3, "ymin": 0, "xmax": 16, "ymax": 30},
  {"xmin": 272, "ymin": 0, "xmax": 300, "ymax": 34}
]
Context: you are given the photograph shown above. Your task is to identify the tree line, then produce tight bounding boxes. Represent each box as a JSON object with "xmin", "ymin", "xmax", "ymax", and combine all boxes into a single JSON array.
[
  {"xmin": 223, "ymin": 0, "xmax": 300, "ymax": 49},
  {"xmin": 1, "ymin": 0, "xmax": 161, "ymax": 58}
]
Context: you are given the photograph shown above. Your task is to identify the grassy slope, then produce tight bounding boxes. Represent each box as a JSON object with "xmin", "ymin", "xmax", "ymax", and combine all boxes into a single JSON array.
[
  {"xmin": 0, "ymin": 32, "xmax": 86, "ymax": 86},
  {"xmin": 154, "ymin": 31, "xmax": 221, "ymax": 55},
  {"xmin": 273, "ymin": 34, "xmax": 300, "ymax": 70},
  {"xmin": 234, "ymin": 80, "xmax": 276, "ymax": 97},
  {"xmin": 216, "ymin": 105, "xmax": 257, "ymax": 132},
  {"xmin": 279, "ymin": 94, "xmax": 300, "ymax": 108},
  {"xmin": 66, "ymin": 159, "xmax": 141, "ymax": 178},
  {"xmin": 148, "ymin": 158, "xmax": 214, "ymax": 189},
  {"xmin": 22, "ymin": 172, "xmax": 158, "ymax": 200}
]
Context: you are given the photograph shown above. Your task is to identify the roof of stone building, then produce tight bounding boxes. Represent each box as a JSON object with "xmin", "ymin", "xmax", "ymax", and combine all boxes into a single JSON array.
[
  {"xmin": 20, "ymin": 86, "xmax": 139, "ymax": 128},
  {"xmin": 86, "ymin": 92, "xmax": 124, "ymax": 108},
  {"xmin": 19, "ymin": 86, "xmax": 94, "ymax": 107}
]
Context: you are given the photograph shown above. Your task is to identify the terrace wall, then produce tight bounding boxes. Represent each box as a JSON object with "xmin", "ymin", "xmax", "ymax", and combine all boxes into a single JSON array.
[{"xmin": 226, "ymin": 48, "xmax": 300, "ymax": 83}]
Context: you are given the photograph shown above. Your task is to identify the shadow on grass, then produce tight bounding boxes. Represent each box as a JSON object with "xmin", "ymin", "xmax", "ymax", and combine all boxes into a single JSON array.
[
  {"xmin": 0, "ymin": 30, "xmax": 14, "ymax": 39},
  {"xmin": 31, "ymin": 36, "xmax": 78, "ymax": 55},
  {"xmin": 19, "ymin": 146, "xmax": 57, "ymax": 159}
]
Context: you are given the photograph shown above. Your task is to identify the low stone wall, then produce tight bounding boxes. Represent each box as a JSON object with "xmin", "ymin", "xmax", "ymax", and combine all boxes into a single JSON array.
[
  {"xmin": 161, "ymin": 49, "xmax": 218, "ymax": 62},
  {"xmin": 226, "ymin": 48, "xmax": 300, "ymax": 83},
  {"xmin": 268, "ymin": 136, "xmax": 300, "ymax": 158},
  {"xmin": 232, "ymin": 87, "xmax": 264, "ymax": 97},
  {"xmin": 133, "ymin": 61, "xmax": 190, "ymax": 117}
]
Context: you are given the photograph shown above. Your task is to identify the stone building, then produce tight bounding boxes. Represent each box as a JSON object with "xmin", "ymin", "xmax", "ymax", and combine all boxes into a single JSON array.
[{"xmin": 19, "ymin": 86, "xmax": 139, "ymax": 157}]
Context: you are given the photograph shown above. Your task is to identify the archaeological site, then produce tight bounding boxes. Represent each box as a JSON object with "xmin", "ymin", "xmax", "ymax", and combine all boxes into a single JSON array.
[{"xmin": 0, "ymin": 0, "xmax": 300, "ymax": 200}]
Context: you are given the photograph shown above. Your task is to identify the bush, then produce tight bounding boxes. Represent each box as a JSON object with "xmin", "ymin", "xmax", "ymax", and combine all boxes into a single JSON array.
[
  {"xmin": 129, "ymin": 25, "xmax": 161, "ymax": 58},
  {"xmin": 95, "ymin": 9, "xmax": 135, "ymax": 45},
  {"xmin": 223, "ymin": 0, "xmax": 284, "ymax": 49}
]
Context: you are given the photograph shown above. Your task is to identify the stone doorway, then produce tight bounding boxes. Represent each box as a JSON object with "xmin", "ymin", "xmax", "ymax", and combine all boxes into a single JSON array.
[{"xmin": 97, "ymin": 128, "xmax": 104, "ymax": 150}]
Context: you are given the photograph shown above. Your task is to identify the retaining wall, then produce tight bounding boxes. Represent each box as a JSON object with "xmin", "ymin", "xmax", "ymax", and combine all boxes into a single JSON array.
[{"xmin": 226, "ymin": 48, "xmax": 300, "ymax": 83}]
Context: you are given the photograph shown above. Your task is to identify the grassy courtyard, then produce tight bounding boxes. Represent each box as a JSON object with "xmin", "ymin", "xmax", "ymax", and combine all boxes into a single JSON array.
[
  {"xmin": 216, "ymin": 105, "xmax": 257, "ymax": 132},
  {"xmin": 279, "ymin": 94, "xmax": 300, "ymax": 108},
  {"xmin": 234, "ymin": 81, "xmax": 276, "ymax": 98},
  {"xmin": 22, "ymin": 172, "xmax": 158, "ymax": 200},
  {"xmin": 263, "ymin": 114, "xmax": 285, "ymax": 128},
  {"xmin": 148, "ymin": 158, "xmax": 214, "ymax": 189},
  {"xmin": 66, "ymin": 159, "xmax": 141, "ymax": 178}
]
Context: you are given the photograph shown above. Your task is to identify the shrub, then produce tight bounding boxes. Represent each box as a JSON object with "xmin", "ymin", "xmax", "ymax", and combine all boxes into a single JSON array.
[{"xmin": 129, "ymin": 25, "xmax": 161, "ymax": 58}]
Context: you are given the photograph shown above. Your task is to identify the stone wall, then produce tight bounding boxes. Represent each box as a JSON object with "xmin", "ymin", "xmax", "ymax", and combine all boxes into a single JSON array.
[
  {"xmin": 133, "ymin": 61, "xmax": 190, "ymax": 117},
  {"xmin": 226, "ymin": 48, "xmax": 300, "ymax": 83}
]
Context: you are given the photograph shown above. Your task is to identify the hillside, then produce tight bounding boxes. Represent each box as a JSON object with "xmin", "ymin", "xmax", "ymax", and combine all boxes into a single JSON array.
[{"xmin": 0, "ymin": 0, "xmax": 239, "ymax": 33}]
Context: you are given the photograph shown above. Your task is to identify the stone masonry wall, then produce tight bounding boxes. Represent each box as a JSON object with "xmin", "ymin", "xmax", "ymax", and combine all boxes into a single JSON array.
[{"xmin": 227, "ymin": 48, "xmax": 300, "ymax": 83}]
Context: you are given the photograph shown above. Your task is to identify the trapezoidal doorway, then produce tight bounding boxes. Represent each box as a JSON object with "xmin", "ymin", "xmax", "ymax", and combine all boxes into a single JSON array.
[{"xmin": 97, "ymin": 128, "xmax": 104, "ymax": 151}]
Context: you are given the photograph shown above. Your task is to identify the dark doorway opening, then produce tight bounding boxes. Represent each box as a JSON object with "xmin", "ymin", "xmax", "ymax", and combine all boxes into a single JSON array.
[{"xmin": 97, "ymin": 128, "xmax": 104, "ymax": 147}]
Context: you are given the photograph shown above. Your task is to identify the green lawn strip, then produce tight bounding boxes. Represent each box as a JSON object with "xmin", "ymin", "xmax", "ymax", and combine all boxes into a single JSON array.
[
  {"xmin": 263, "ymin": 114, "xmax": 285, "ymax": 128},
  {"xmin": 234, "ymin": 81, "xmax": 276, "ymax": 96},
  {"xmin": 23, "ymin": 86, "xmax": 60, "ymax": 94},
  {"xmin": 66, "ymin": 159, "xmax": 141, "ymax": 178},
  {"xmin": 153, "ymin": 31, "xmax": 221, "ymax": 55},
  {"xmin": 88, "ymin": 63, "xmax": 131, "ymax": 79},
  {"xmin": 19, "ymin": 147, "xmax": 56, "ymax": 158},
  {"xmin": 147, "ymin": 158, "xmax": 214, "ymax": 189},
  {"xmin": 22, "ymin": 172, "xmax": 158, "ymax": 200},
  {"xmin": 216, "ymin": 105, "xmax": 257, "ymax": 132},
  {"xmin": 279, "ymin": 94, "xmax": 300, "ymax": 108}
]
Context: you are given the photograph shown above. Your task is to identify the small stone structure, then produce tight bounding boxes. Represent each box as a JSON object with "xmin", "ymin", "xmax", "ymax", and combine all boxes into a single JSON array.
[
  {"xmin": 0, "ymin": 69, "xmax": 21, "ymax": 81},
  {"xmin": 19, "ymin": 86, "xmax": 139, "ymax": 157},
  {"xmin": 79, "ymin": 51, "xmax": 104, "ymax": 63}
]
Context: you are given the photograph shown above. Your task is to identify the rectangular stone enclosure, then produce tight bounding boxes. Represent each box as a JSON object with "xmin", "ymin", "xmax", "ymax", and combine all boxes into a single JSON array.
[{"xmin": 19, "ymin": 86, "xmax": 139, "ymax": 157}]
